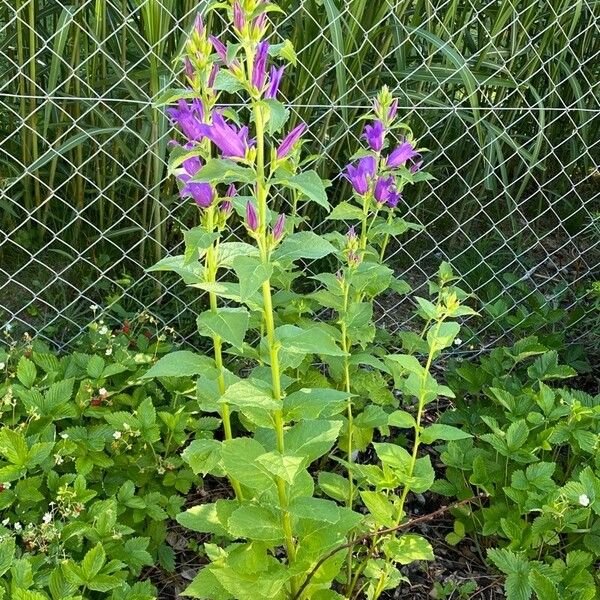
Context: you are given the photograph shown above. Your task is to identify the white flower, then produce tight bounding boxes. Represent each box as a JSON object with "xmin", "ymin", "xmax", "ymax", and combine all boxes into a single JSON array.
[
  {"xmin": 42, "ymin": 512, "xmax": 53, "ymax": 524},
  {"xmin": 105, "ymin": 348, "xmax": 113, "ymax": 356},
  {"xmin": 579, "ymin": 494, "xmax": 590, "ymax": 507},
  {"xmin": 1, "ymin": 482, "xmax": 11, "ymax": 489},
  {"xmin": 90, "ymin": 304, "xmax": 99, "ymax": 312},
  {"xmin": 454, "ymin": 338, "xmax": 463, "ymax": 346},
  {"xmin": 98, "ymin": 388, "xmax": 108, "ymax": 397},
  {"xmin": 0, "ymin": 362, "xmax": 5, "ymax": 370},
  {"xmin": 14, "ymin": 522, "xmax": 22, "ymax": 531},
  {"xmin": 113, "ymin": 431, "xmax": 122, "ymax": 440},
  {"xmin": 99, "ymin": 326, "xmax": 109, "ymax": 335},
  {"xmin": 60, "ymin": 433, "xmax": 69, "ymax": 439},
  {"xmin": 1, "ymin": 518, "xmax": 9, "ymax": 526},
  {"xmin": 4, "ymin": 324, "xmax": 12, "ymax": 333}
]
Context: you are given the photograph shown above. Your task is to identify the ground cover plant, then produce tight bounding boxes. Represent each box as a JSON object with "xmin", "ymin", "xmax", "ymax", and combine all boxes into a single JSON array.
[{"xmin": 0, "ymin": 316, "xmax": 205, "ymax": 599}]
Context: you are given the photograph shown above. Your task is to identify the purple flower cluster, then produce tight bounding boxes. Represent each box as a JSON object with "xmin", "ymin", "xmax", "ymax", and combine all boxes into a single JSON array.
[
  {"xmin": 167, "ymin": 6, "xmax": 304, "ymax": 219},
  {"xmin": 343, "ymin": 107, "xmax": 423, "ymax": 209}
]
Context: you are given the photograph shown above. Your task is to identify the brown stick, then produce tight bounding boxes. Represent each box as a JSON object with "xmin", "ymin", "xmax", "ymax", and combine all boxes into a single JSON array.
[{"xmin": 291, "ymin": 494, "xmax": 485, "ymax": 600}]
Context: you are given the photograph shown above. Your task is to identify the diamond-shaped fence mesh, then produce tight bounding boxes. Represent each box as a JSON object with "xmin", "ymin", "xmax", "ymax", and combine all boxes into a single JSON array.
[{"xmin": 0, "ymin": 0, "xmax": 598, "ymax": 351}]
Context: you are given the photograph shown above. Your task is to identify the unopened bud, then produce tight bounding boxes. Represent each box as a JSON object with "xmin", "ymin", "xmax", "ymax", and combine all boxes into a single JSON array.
[
  {"xmin": 246, "ymin": 200, "xmax": 259, "ymax": 231},
  {"xmin": 272, "ymin": 213, "xmax": 286, "ymax": 241}
]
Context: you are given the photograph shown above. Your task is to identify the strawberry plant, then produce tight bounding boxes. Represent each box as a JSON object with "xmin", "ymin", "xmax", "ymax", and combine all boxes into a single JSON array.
[
  {"xmin": 0, "ymin": 317, "xmax": 208, "ymax": 598},
  {"xmin": 437, "ymin": 338, "xmax": 600, "ymax": 599}
]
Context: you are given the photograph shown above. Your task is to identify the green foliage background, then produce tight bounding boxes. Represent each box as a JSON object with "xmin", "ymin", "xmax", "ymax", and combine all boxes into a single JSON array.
[{"xmin": 0, "ymin": 0, "xmax": 598, "ymax": 342}]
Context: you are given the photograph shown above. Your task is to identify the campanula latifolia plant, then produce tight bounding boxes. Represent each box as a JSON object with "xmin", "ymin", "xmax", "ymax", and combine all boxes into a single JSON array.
[{"xmin": 150, "ymin": 1, "xmax": 478, "ymax": 598}]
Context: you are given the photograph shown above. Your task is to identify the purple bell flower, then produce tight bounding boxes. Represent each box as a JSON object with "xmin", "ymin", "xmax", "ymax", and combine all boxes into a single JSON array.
[
  {"xmin": 226, "ymin": 183, "xmax": 237, "ymax": 197},
  {"xmin": 387, "ymin": 188, "xmax": 402, "ymax": 208},
  {"xmin": 276, "ymin": 123, "xmax": 306, "ymax": 159},
  {"xmin": 184, "ymin": 57, "xmax": 194, "ymax": 80},
  {"xmin": 363, "ymin": 120, "xmax": 385, "ymax": 152},
  {"xmin": 195, "ymin": 14, "xmax": 204, "ymax": 37},
  {"xmin": 220, "ymin": 200, "xmax": 233, "ymax": 216},
  {"xmin": 345, "ymin": 156, "xmax": 376, "ymax": 196},
  {"xmin": 374, "ymin": 175, "xmax": 394, "ymax": 204},
  {"xmin": 265, "ymin": 65, "xmax": 285, "ymax": 99},
  {"xmin": 180, "ymin": 175, "xmax": 215, "ymax": 208},
  {"xmin": 200, "ymin": 112, "xmax": 251, "ymax": 159},
  {"xmin": 166, "ymin": 99, "xmax": 205, "ymax": 142},
  {"xmin": 208, "ymin": 64, "xmax": 219, "ymax": 88},
  {"xmin": 252, "ymin": 41, "xmax": 269, "ymax": 91},
  {"xmin": 182, "ymin": 154, "xmax": 201, "ymax": 177},
  {"xmin": 386, "ymin": 141, "xmax": 419, "ymax": 168}
]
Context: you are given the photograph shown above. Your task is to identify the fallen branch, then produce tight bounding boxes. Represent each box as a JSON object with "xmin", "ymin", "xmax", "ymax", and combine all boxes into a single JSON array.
[{"xmin": 292, "ymin": 494, "xmax": 485, "ymax": 600}]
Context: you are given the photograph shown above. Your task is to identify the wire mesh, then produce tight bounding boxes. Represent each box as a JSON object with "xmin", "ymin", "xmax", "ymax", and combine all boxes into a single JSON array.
[{"xmin": 0, "ymin": 0, "xmax": 598, "ymax": 350}]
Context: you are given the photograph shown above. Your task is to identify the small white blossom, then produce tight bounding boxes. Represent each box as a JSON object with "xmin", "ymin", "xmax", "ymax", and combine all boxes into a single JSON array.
[
  {"xmin": 0, "ymin": 362, "xmax": 5, "ymax": 370},
  {"xmin": 54, "ymin": 454, "xmax": 64, "ymax": 465},
  {"xmin": 4, "ymin": 324, "xmax": 12, "ymax": 333},
  {"xmin": 579, "ymin": 494, "xmax": 590, "ymax": 507},
  {"xmin": 42, "ymin": 512, "xmax": 53, "ymax": 524},
  {"xmin": 60, "ymin": 433, "xmax": 69, "ymax": 439},
  {"xmin": 98, "ymin": 388, "xmax": 108, "ymax": 397},
  {"xmin": 113, "ymin": 431, "xmax": 122, "ymax": 440},
  {"xmin": 454, "ymin": 338, "xmax": 463, "ymax": 346},
  {"xmin": 105, "ymin": 348, "xmax": 113, "ymax": 356},
  {"xmin": 1, "ymin": 482, "xmax": 11, "ymax": 489},
  {"xmin": 1, "ymin": 518, "xmax": 9, "ymax": 526},
  {"xmin": 90, "ymin": 304, "xmax": 99, "ymax": 312},
  {"xmin": 99, "ymin": 326, "xmax": 109, "ymax": 335},
  {"xmin": 14, "ymin": 522, "xmax": 22, "ymax": 531}
]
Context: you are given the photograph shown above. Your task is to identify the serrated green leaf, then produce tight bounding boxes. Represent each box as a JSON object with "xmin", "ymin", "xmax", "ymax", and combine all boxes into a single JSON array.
[
  {"xmin": 17, "ymin": 357, "xmax": 36, "ymax": 388},
  {"xmin": 142, "ymin": 351, "xmax": 215, "ymax": 378},
  {"xmin": 232, "ymin": 255, "xmax": 272, "ymax": 301},
  {"xmin": 385, "ymin": 534, "xmax": 434, "ymax": 564},
  {"xmin": 197, "ymin": 307, "xmax": 250, "ymax": 349},
  {"xmin": 227, "ymin": 504, "xmax": 284, "ymax": 542},
  {"xmin": 326, "ymin": 201, "xmax": 367, "ymax": 221},
  {"xmin": 273, "ymin": 232, "xmax": 336, "ymax": 262},
  {"xmin": 420, "ymin": 424, "xmax": 472, "ymax": 444}
]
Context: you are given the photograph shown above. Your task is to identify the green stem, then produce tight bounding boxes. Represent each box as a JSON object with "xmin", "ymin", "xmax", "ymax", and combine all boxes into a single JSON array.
[
  {"xmin": 359, "ymin": 192, "xmax": 371, "ymax": 253},
  {"xmin": 394, "ymin": 317, "xmax": 444, "ymax": 526},
  {"xmin": 379, "ymin": 210, "xmax": 394, "ymax": 261},
  {"xmin": 205, "ymin": 207, "xmax": 242, "ymax": 500},
  {"xmin": 357, "ymin": 316, "xmax": 445, "ymax": 600},
  {"xmin": 253, "ymin": 93, "xmax": 297, "ymax": 588},
  {"xmin": 340, "ymin": 276, "xmax": 354, "ymax": 591},
  {"xmin": 340, "ymin": 278, "xmax": 354, "ymax": 508}
]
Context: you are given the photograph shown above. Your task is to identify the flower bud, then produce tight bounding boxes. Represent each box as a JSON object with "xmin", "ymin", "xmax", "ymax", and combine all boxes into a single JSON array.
[
  {"xmin": 246, "ymin": 200, "xmax": 259, "ymax": 231},
  {"xmin": 184, "ymin": 57, "xmax": 195, "ymax": 80},
  {"xmin": 233, "ymin": 2, "xmax": 245, "ymax": 32},
  {"xmin": 220, "ymin": 200, "xmax": 233, "ymax": 216},
  {"xmin": 195, "ymin": 14, "xmax": 204, "ymax": 37},
  {"xmin": 272, "ymin": 213, "xmax": 286, "ymax": 241}
]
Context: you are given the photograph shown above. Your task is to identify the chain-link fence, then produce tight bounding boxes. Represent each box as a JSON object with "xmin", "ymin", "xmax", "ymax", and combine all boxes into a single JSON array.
[{"xmin": 1, "ymin": 0, "xmax": 599, "ymax": 351}]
